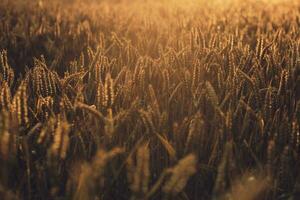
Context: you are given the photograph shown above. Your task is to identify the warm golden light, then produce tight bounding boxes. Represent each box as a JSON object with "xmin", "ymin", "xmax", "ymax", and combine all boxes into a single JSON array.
[{"xmin": 0, "ymin": 0, "xmax": 300, "ymax": 199}]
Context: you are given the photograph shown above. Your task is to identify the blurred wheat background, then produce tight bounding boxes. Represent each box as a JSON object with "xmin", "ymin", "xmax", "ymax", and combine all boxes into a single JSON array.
[{"xmin": 0, "ymin": 0, "xmax": 300, "ymax": 199}]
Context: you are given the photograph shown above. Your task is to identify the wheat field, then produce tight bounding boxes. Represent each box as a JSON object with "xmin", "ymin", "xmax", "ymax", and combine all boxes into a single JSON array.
[{"xmin": 0, "ymin": 0, "xmax": 300, "ymax": 199}]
